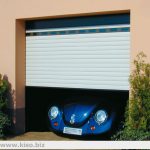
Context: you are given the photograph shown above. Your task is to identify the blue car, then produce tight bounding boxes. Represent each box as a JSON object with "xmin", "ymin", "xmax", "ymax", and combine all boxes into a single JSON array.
[{"xmin": 48, "ymin": 101, "xmax": 116, "ymax": 136}]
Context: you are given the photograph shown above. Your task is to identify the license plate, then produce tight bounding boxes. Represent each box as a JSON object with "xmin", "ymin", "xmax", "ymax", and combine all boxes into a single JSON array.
[{"xmin": 63, "ymin": 127, "xmax": 82, "ymax": 135}]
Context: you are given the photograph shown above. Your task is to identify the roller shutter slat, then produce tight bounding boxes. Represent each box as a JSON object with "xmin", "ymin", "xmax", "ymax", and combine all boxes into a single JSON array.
[{"xmin": 26, "ymin": 25, "xmax": 130, "ymax": 90}]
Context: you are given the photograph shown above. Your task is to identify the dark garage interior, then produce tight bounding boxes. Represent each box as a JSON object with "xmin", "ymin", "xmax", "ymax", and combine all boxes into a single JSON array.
[{"xmin": 25, "ymin": 87, "xmax": 129, "ymax": 133}]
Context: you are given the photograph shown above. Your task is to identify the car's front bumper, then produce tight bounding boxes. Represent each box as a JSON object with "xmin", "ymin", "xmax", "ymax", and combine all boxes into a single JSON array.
[{"xmin": 49, "ymin": 112, "xmax": 115, "ymax": 136}]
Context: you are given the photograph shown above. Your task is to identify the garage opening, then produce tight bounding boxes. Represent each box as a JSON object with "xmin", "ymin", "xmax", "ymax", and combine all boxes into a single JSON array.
[{"xmin": 25, "ymin": 13, "xmax": 130, "ymax": 131}]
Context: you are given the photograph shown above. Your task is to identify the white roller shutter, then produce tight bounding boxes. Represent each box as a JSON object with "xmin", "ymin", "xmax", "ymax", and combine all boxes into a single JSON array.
[{"xmin": 26, "ymin": 24, "xmax": 130, "ymax": 90}]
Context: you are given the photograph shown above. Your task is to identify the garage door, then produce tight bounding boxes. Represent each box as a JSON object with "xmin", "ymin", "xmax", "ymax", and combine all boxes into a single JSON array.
[{"xmin": 26, "ymin": 14, "xmax": 130, "ymax": 90}]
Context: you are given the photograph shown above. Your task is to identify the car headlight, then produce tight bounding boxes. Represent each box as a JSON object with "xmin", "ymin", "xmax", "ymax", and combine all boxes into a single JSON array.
[
  {"xmin": 49, "ymin": 106, "xmax": 59, "ymax": 120},
  {"xmin": 94, "ymin": 110, "xmax": 108, "ymax": 125}
]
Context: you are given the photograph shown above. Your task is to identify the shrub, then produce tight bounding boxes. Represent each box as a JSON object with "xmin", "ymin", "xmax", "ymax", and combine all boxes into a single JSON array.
[
  {"xmin": 112, "ymin": 52, "xmax": 150, "ymax": 140},
  {"xmin": 0, "ymin": 74, "xmax": 10, "ymax": 137}
]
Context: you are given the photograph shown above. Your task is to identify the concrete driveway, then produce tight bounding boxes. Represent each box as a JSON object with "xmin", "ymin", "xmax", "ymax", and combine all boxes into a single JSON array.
[
  {"xmin": 8, "ymin": 132, "xmax": 76, "ymax": 141},
  {"xmin": 7, "ymin": 132, "xmax": 111, "ymax": 141}
]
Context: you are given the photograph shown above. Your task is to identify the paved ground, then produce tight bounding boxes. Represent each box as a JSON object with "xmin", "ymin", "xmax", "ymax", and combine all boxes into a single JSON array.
[
  {"xmin": 6, "ymin": 132, "xmax": 110, "ymax": 141},
  {"xmin": 7, "ymin": 132, "xmax": 76, "ymax": 141}
]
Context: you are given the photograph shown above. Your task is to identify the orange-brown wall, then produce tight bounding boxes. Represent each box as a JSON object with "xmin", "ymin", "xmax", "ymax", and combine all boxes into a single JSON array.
[{"xmin": 0, "ymin": 0, "xmax": 150, "ymax": 133}]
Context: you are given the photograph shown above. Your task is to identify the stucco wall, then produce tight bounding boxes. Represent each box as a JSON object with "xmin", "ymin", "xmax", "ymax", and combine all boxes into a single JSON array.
[{"xmin": 0, "ymin": 0, "xmax": 150, "ymax": 133}]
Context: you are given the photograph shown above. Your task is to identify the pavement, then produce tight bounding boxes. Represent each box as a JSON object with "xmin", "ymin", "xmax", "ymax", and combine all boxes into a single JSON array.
[
  {"xmin": 7, "ymin": 132, "xmax": 75, "ymax": 141},
  {"xmin": 6, "ymin": 131, "xmax": 110, "ymax": 141}
]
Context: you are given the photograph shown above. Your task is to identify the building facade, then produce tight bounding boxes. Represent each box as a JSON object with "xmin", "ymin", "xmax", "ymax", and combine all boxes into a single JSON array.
[{"xmin": 0, "ymin": 0, "xmax": 150, "ymax": 134}]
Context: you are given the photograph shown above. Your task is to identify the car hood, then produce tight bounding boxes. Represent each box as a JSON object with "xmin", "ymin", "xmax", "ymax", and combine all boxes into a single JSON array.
[{"xmin": 63, "ymin": 102, "xmax": 97, "ymax": 127}]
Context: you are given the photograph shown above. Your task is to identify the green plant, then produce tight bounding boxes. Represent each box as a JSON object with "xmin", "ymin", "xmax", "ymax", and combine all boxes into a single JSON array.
[
  {"xmin": 0, "ymin": 74, "xmax": 10, "ymax": 137},
  {"xmin": 112, "ymin": 52, "xmax": 150, "ymax": 140}
]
